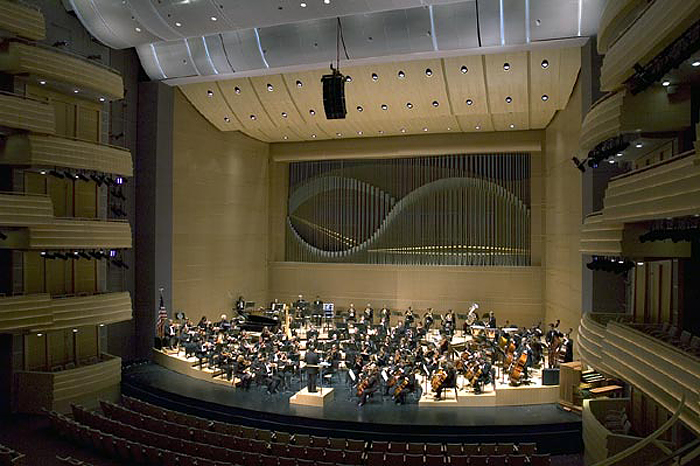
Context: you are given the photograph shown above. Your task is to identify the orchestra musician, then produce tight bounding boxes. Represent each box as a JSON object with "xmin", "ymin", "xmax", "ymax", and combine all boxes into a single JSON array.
[
  {"xmin": 363, "ymin": 303, "xmax": 374, "ymax": 325},
  {"xmin": 487, "ymin": 311, "xmax": 497, "ymax": 328},
  {"xmin": 404, "ymin": 307, "xmax": 415, "ymax": 325},
  {"xmin": 235, "ymin": 296, "xmax": 245, "ymax": 314},
  {"xmin": 357, "ymin": 365, "xmax": 380, "ymax": 407},
  {"xmin": 443, "ymin": 309, "xmax": 455, "ymax": 336},
  {"xmin": 305, "ymin": 345, "xmax": 320, "ymax": 393},
  {"xmin": 347, "ymin": 303, "xmax": 357, "ymax": 323},
  {"xmin": 312, "ymin": 295, "xmax": 323, "ymax": 326},
  {"xmin": 423, "ymin": 308, "xmax": 434, "ymax": 331}
]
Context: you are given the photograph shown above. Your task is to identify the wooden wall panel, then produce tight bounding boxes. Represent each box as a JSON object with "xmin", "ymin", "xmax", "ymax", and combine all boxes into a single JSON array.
[
  {"xmin": 0, "ymin": 0, "xmax": 45, "ymax": 41},
  {"xmin": 75, "ymin": 326, "xmax": 98, "ymax": 361},
  {"xmin": 46, "ymin": 259, "xmax": 70, "ymax": 296},
  {"xmin": 73, "ymin": 260, "xmax": 96, "ymax": 294},
  {"xmin": 25, "ymin": 333, "xmax": 47, "ymax": 371},
  {"xmin": 76, "ymin": 107, "xmax": 100, "ymax": 143},
  {"xmin": 74, "ymin": 182, "xmax": 96, "ymax": 219},
  {"xmin": 24, "ymin": 172, "xmax": 47, "ymax": 195},
  {"xmin": 0, "ymin": 93, "xmax": 55, "ymax": 134},
  {"xmin": 23, "ymin": 251, "xmax": 44, "ymax": 294},
  {"xmin": 47, "ymin": 177, "xmax": 71, "ymax": 218}
]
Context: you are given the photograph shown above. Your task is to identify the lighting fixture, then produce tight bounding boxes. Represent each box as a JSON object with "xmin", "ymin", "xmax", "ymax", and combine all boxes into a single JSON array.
[
  {"xmin": 693, "ymin": 61, "xmax": 700, "ymax": 67},
  {"xmin": 447, "ymin": 127, "xmax": 451, "ymax": 131},
  {"xmin": 224, "ymin": 117, "xmax": 230, "ymax": 122},
  {"xmin": 135, "ymin": 27, "xmax": 142, "ymax": 32},
  {"xmin": 503, "ymin": 63, "xmax": 511, "ymax": 71},
  {"xmin": 309, "ymin": 109, "xmax": 316, "ymax": 116},
  {"xmin": 637, "ymin": 262, "xmax": 644, "ymax": 266},
  {"xmin": 425, "ymin": 68, "xmax": 433, "ymax": 76},
  {"xmin": 345, "ymin": 76, "xmax": 352, "ymax": 83},
  {"xmin": 541, "ymin": 59, "xmax": 549, "ymax": 69},
  {"xmin": 406, "ymin": 102, "xmax": 413, "ymax": 109},
  {"xmin": 99, "ymin": 97, "xmax": 106, "ymax": 102},
  {"xmin": 311, "ymin": 134, "xmax": 317, "ymax": 138},
  {"xmin": 378, "ymin": 130, "xmax": 384, "ymax": 134},
  {"xmin": 466, "ymin": 99, "xmax": 473, "ymax": 106},
  {"xmin": 541, "ymin": 94, "xmax": 549, "ymax": 101},
  {"xmin": 423, "ymin": 127, "xmax": 428, "ymax": 132},
  {"xmin": 267, "ymin": 83, "xmax": 274, "ymax": 91},
  {"xmin": 381, "ymin": 104, "xmax": 388, "ymax": 110},
  {"xmin": 509, "ymin": 124, "xmax": 515, "ymax": 129},
  {"xmin": 296, "ymin": 80, "xmax": 303, "ymax": 88},
  {"xmin": 432, "ymin": 101, "xmax": 439, "ymax": 107},
  {"xmin": 371, "ymin": 73, "xmax": 379, "ymax": 81},
  {"xmin": 234, "ymin": 86, "xmax": 241, "ymax": 94},
  {"xmin": 39, "ymin": 170, "xmax": 47, "ymax": 175},
  {"xmin": 115, "ymin": 176, "xmax": 124, "ymax": 185},
  {"xmin": 475, "ymin": 125, "xmax": 481, "ymax": 130},
  {"xmin": 324, "ymin": 0, "xmax": 330, "ymax": 3},
  {"xmin": 505, "ymin": 96, "xmax": 512, "ymax": 103},
  {"xmin": 460, "ymin": 65, "xmax": 468, "ymax": 74},
  {"xmin": 39, "ymin": 80, "xmax": 46, "ymax": 85},
  {"xmin": 300, "ymin": 2, "xmax": 307, "ymax": 7},
  {"xmin": 635, "ymin": 142, "xmax": 643, "ymax": 148},
  {"xmin": 73, "ymin": 89, "xmax": 79, "ymax": 93},
  {"xmin": 207, "ymin": 89, "xmax": 213, "ymax": 97},
  {"xmin": 72, "ymin": 328, "xmax": 78, "ymax": 333},
  {"xmin": 357, "ymin": 106, "xmax": 363, "ymax": 112},
  {"xmin": 210, "ymin": 16, "xmax": 217, "ymax": 21},
  {"xmin": 281, "ymin": 112, "xmax": 287, "ymax": 118},
  {"xmin": 662, "ymin": 80, "xmax": 671, "ymax": 87},
  {"xmin": 400, "ymin": 128, "xmax": 406, "ymax": 133},
  {"xmin": 357, "ymin": 131, "xmax": 363, "ymax": 135},
  {"xmin": 37, "ymin": 333, "xmax": 43, "ymax": 337},
  {"xmin": 283, "ymin": 136, "xmax": 288, "ymax": 140},
  {"xmin": 250, "ymin": 115, "xmax": 257, "ymax": 120},
  {"xmin": 175, "ymin": 22, "xmax": 182, "ymax": 27},
  {"xmin": 336, "ymin": 133, "xmax": 342, "ymax": 137},
  {"xmin": 616, "ymin": 152, "xmax": 623, "ymax": 157},
  {"xmin": 608, "ymin": 159, "xmax": 615, "ymax": 164},
  {"xmin": 99, "ymin": 324, "xmax": 105, "ymax": 327},
  {"xmin": 398, "ymin": 70, "xmax": 405, "ymax": 79}
]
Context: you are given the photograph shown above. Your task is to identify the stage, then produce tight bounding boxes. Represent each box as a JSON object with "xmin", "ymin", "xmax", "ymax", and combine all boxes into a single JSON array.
[{"xmin": 123, "ymin": 356, "xmax": 583, "ymax": 454}]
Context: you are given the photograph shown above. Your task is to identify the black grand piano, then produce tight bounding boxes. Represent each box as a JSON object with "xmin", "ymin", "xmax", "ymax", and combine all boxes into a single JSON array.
[{"xmin": 236, "ymin": 310, "xmax": 280, "ymax": 333}]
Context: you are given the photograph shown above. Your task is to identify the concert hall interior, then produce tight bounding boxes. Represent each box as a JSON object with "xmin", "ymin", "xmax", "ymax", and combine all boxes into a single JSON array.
[{"xmin": 1, "ymin": 1, "xmax": 700, "ymax": 465}]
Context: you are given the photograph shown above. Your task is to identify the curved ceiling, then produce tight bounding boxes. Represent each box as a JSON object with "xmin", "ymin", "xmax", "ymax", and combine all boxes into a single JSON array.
[
  {"xmin": 68, "ymin": 0, "xmax": 603, "ymax": 82},
  {"xmin": 179, "ymin": 47, "xmax": 581, "ymax": 142}
]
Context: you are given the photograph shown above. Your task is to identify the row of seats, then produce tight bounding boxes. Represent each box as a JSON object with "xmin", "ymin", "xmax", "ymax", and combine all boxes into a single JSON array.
[
  {"xmin": 119, "ymin": 396, "xmax": 541, "ymax": 458},
  {"xmin": 640, "ymin": 323, "xmax": 700, "ymax": 356},
  {"xmin": 0, "ymin": 443, "xmax": 24, "ymax": 465},
  {"xmin": 56, "ymin": 455, "xmax": 96, "ymax": 466}
]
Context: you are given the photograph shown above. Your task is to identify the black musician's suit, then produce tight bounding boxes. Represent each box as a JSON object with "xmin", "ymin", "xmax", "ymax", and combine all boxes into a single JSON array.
[{"xmin": 305, "ymin": 349, "xmax": 320, "ymax": 393}]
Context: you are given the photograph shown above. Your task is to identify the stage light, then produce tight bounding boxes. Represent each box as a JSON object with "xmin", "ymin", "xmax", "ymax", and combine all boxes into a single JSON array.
[
  {"xmin": 432, "ymin": 101, "xmax": 439, "ymax": 107},
  {"xmin": 296, "ymin": 80, "xmax": 303, "ymax": 88},
  {"xmin": 207, "ymin": 90, "xmax": 213, "ymax": 97},
  {"xmin": 398, "ymin": 70, "xmax": 405, "ymax": 79},
  {"xmin": 637, "ymin": 262, "xmax": 644, "ymax": 266},
  {"xmin": 503, "ymin": 63, "xmax": 511, "ymax": 71},
  {"xmin": 73, "ymin": 89, "xmax": 79, "ymax": 94},
  {"xmin": 49, "ymin": 170, "xmax": 64, "ymax": 179},
  {"xmin": 461, "ymin": 65, "xmax": 468, "ymax": 74},
  {"xmin": 63, "ymin": 171, "xmax": 73, "ymax": 179},
  {"xmin": 571, "ymin": 156, "xmax": 586, "ymax": 173},
  {"xmin": 76, "ymin": 173, "xmax": 90, "ymax": 182},
  {"xmin": 466, "ymin": 99, "xmax": 473, "ymax": 106},
  {"xmin": 635, "ymin": 142, "xmax": 643, "ymax": 148},
  {"xmin": 616, "ymin": 152, "xmax": 623, "ymax": 157},
  {"xmin": 406, "ymin": 102, "xmax": 413, "ymax": 109},
  {"xmin": 39, "ymin": 169, "xmax": 47, "ymax": 175},
  {"xmin": 40, "ymin": 251, "xmax": 47, "ymax": 257},
  {"xmin": 425, "ymin": 68, "xmax": 433, "ymax": 76}
]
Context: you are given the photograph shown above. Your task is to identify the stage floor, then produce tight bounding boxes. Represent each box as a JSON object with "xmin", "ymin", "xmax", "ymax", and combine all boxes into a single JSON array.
[{"xmin": 122, "ymin": 361, "xmax": 582, "ymax": 453}]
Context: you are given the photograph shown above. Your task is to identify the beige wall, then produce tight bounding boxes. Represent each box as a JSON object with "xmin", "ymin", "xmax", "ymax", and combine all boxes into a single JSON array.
[
  {"xmin": 172, "ymin": 90, "xmax": 270, "ymax": 318},
  {"xmin": 269, "ymin": 262, "xmax": 544, "ymax": 328},
  {"xmin": 543, "ymin": 82, "xmax": 584, "ymax": 334}
]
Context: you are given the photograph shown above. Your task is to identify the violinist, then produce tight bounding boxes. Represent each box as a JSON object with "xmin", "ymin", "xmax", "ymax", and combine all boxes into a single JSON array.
[
  {"xmin": 197, "ymin": 315, "xmax": 209, "ymax": 330},
  {"xmin": 438, "ymin": 335, "xmax": 450, "ymax": 356},
  {"xmin": 235, "ymin": 355, "xmax": 253, "ymax": 390}
]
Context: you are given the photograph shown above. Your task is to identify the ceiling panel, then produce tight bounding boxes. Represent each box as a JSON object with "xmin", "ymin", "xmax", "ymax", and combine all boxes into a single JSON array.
[{"xmin": 179, "ymin": 48, "xmax": 581, "ymax": 142}]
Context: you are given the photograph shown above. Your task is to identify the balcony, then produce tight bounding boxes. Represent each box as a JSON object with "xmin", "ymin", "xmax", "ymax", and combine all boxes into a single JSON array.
[
  {"xmin": 0, "ymin": 91, "xmax": 55, "ymax": 134},
  {"xmin": 0, "ymin": 41, "xmax": 123, "ymax": 100},
  {"xmin": 0, "ymin": 292, "xmax": 132, "ymax": 332},
  {"xmin": 0, "ymin": 0, "xmax": 45, "ymax": 41},
  {"xmin": 580, "ymin": 213, "xmax": 623, "ymax": 256},
  {"xmin": 0, "ymin": 192, "xmax": 54, "ymax": 226},
  {"xmin": 26, "ymin": 219, "xmax": 132, "ymax": 250},
  {"xmin": 578, "ymin": 313, "xmax": 700, "ymax": 435},
  {"xmin": 2, "ymin": 133, "xmax": 133, "ymax": 176},
  {"xmin": 15, "ymin": 354, "xmax": 121, "ymax": 413}
]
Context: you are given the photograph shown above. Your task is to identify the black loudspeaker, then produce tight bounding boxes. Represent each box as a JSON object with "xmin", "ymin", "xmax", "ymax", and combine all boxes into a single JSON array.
[
  {"xmin": 543, "ymin": 368, "xmax": 560, "ymax": 385},
  {"xmin": 321, "ymin": 72, "xmax": 347, "ymax": 119}
]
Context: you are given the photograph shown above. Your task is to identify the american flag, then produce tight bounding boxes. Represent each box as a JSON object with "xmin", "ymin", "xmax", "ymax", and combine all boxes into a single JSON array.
[{"xmin": 156, "ymin": 291, "xmax": 168, "ymax": 338}]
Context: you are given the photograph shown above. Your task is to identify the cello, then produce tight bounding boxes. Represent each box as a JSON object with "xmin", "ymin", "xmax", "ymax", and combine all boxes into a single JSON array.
[{"xmin": 509, "ymin": 350, "xmax": 528, "ymax": 386}]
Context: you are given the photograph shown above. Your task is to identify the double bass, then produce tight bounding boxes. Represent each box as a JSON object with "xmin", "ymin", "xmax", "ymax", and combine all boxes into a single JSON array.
[{"xmin": 509, "ymin": 350, "xmax": 528, "ymax": 386}]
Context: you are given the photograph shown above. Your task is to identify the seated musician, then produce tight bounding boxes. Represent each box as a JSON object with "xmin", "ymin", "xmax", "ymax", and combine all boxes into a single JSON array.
[
  {"xmin": 434, "ymin": 361, "xmax": 456, "ymax": 400},
  {"xmin": 487, "ymin": 311, "xmax": 497, "ymax": 328},
  {"xmin": 218, "ymin": 314, "xmax": 231, "ymax": 332},
  {"xmin": 438, "ymin": 335, "xmax": 450, "ymax": 355},
  {"xmin": 163, "ymin": 319, "xmax": 178, "ymax": 349},
  {"xmin": 197, "ymin": 315, "xmax": 209, "ymax": 329},
  {"xmin": 357, "ymin": 365, "xmax": 380, "ymax": 407},
  {"xmin": 266, "ymin": 361, "xmax": 283, "ymax": 394},
  {"xmin": 392, "ymin": 367, "xmax": 415, "ymax": 405},
  {"xmin": 235, "ymin": 355, "xmax": 253, "ymax": 390}
]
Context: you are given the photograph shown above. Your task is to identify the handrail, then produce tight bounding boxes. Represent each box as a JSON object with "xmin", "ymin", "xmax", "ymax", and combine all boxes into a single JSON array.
[
  {"xmin": 591, "ymin": 393, "xmax": 687, "ymax": 466},
  {"xmin": 620, "ymin": 321, "xmax": 700, "ymax": 363},
  {"xmin": 586, "ymin": 91, "xmax": 621, "ymax": 114},
  {"xmin": 609, "ymin": 149, "xmax": 695, "ymax": 182},
  {"xmin": 648, "ymin": 438, "xmax": 700, "ymax": 466},
  {"xmin": 5, "ymin": 38, "xmax": 121, "ymax": 74},
  {"xmin": 27, "ymin": 133, "xmax": 131, "ymax": 152},
  {"xmin": 0, "ymin": 190, "xmax": 50, "ymax": 197},
  {"xmin": 0, "ymin": 89, "xmax": 49, "ymax": 104}
]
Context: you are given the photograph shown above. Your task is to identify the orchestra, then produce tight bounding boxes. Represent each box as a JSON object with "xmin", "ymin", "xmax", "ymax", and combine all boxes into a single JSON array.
[{"xmin": 162, "ymin": 298, "xmax": 569, "ymax": 409}]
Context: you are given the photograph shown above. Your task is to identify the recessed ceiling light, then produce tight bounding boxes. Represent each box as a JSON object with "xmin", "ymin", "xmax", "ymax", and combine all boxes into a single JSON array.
[
  {"xmin": 175, "ymin": 22, "xmax": 182, "ymax": 27},
  {"xmin": 281, "ymin": 112, "xmax": 287, "ymax": 118},
  {"xmin": 406, "ymin": 102, "xmax": 413, "ymax": 109},
  {"xmin": 616, "ymin": 152, "xmax": 623, "ymax": 157},
  {"xmin": 535, "ymin": 19, "xmax": 542, "ymax": 26},
  {"xmin": 73, "ymin": 89, "xmax": 79, "ymax": 93},
  {"xmin": 423, "ymin": 127, "xmax": 428, "ymax": 132},
  {"xmin": 637, "ymin": 262, "xmax": 644, "ymax": 266},
  {"xmin": 39, "ymin": 80, "xmax": 46, "ymax": 85},
  {"xmin": 250, "ymin": 115, "xmax": 257, "ymax": 120},
  {"xmin": 336, "ymin": 132, "xmax": 342, "ymax": 137},
  {"xmin": 509, "ymin": 124, "xmax": 515, "ymax": 129},
  {"xmin": 447, "ymin": 127, "xmax": 451, "ymax": 131},
  {"xmin": 541, "ymin": 59, "xmax": 549, "ymax": 69},
  {"xmin": 224, "ymin": 117, "xmax": 230, "ymax": 122},
  {"xmin": 608, "ymin": 159, "xmax": 615, "ymax": 164},
  {"xmin": 357, "ymin": 106, "xmax": 363, "ymax": 112},
  {"xmin": 210, "ymin": 16, "xmax": 217, "ymax": 21},
  {"xmin": 425, "ymin": 68, "xmax": 433, "ymax": 77},
  {"xmin": 371, "ymin": 73, "xmax": 379, "ymax": 81},
  {"xmin": 662, "ymin": 80, "xmax": 671, "ymax": 86},
  {"xmin": 357, "ymin": 131, "xmax": 363, "ymax": 135},
  {"xmin": 135, "ymin": 27, "xmax": 142, "ymax": 33},
  {"xmin": 381, "ymin": 104, "xmax": 388, "ymax": 110},
  {"xmin": 505, "ymin": 96, "xmax": 512, "ymax": 103},
  {"xmin": 398, "ymin": 70, "xmax": 405, "ymax": 79},
  {"xmin": 234, "ymin": 86, "xmax": 241, "ymax": 94},
  {"xmin": 400, "ymin": 128, "xmax": 407, "ymax": 133},
  {"xmin": 635, "ymin": 142, "xmax": 643, "ymax": 148},
  {"xmin": 693, "ymin": 61, "xmax": 700, "ymax": 67},
  {"xmin": 541, "ymin": 94, "xmax": 549, "ymax": 101},
  {"xmin": 311, "ymin": 134, "xmax": 317, "ymax": 138},
  {"xmin": 309, "ymin": 109, "xmax": 316, "ymax": 116},
  {"xmin": 324, "ymin": 0, "xmax": 330, "ymax": 4},
  {"xmin": 460, "ymin": 65, "xmax": 468, "ymax": 74},
  {"xmin": 432, "ymin": 101, "xmax": 439, "ymax": 107},
  {"xmin": 296, "ymin": 80, "xmax": 303, "ymax": 88},
  {"xmin": 99, "ymin": 97, "xmax": 106, "ymax": 102},
  {"xmin": 503, "ymin": 63, "xmax": 511, "ymax": 71},
  {"xmin": 267, "ymin": 83, "xmax": 274, "ymax": 91},
  {"xmin": 283, "ymin": 136, "xmax": 288, "ymax": 140},
  {"xmin": 207, "ymin": 89, "xmax": 213, "ymax": 97},
  {"xmin": 346, "ymin": 75, "xmax": 352, "ymax": 83},
  {"xmin": 300, "ymin": 2, "xmax": 307, "ymax": 7},
  {"xmin": 466, "ymin": 99, "xmax": 473, "ymax": 106},
  {"xmin": 475, "ymin": 125, "xmax": 481, "ymax": 130}
]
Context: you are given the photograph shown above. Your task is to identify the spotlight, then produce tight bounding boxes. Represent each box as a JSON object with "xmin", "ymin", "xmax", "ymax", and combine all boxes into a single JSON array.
[
  {"xmin": 76, "ymin": 173, "xmax": 90, "ymax": 182},
  {"xmin": 39, "ymin": 169, "xmax": 47, "ymax": 175},
  {"xmin": 397, "ymin": 70, "xmax": 405, "ymax": 79},
  {"xmin": 662, "ymin": 80, "xmax": 671, "ymax": 87},
  {"xmin": 63, "ymin": 171, "xmax": 73, "ymax": 179},
  {"xmin": 49, "ymin": 169, "xmax": 64, "ymax": 179},
  {"xmin": 460, "ymin": 65, "xmax": 468, "ymax": 74},
  {"xmin": 541, "ymin": 60, "xmax": 549, "ymax": 69},
  {"xmin": 432, "ymin": 101, "xmax": 439, "ymax": 107},
  {"xmin": 425, "ymin": 68, "xmax": 433, "ymax": 76},
  {"xmin": 571, "ymin": 156, "xmax": 586, "ymax": 173},
  {"xmin": 693, "ymin": 61, "xmax": 700, "ymax": 67}
]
